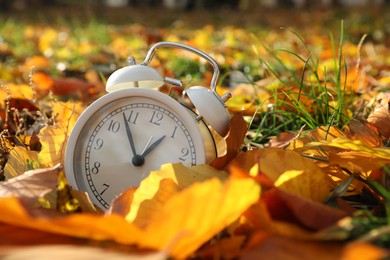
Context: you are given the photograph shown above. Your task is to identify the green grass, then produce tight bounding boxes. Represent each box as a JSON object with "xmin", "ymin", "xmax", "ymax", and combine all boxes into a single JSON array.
[{"xmin": 246, "ymin": 22, "xmax": 355, "ymax": 145}]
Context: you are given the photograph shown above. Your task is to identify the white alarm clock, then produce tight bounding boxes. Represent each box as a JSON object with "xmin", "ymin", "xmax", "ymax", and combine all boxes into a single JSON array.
[{"xmin": 65, "ymin": 42, "xmax": 231, "ymax": 210}]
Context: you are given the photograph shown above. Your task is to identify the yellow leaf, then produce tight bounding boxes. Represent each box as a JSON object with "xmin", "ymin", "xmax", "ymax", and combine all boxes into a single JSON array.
[
  {"xmin": 0, "ymin": 83, "xmax": 35, "ymax": 101},
  {"xmin": 52, "ymin": 101, "xmax": 86, "ymax": 130},
  {"xmin": 125, "ymin": 163, "xmax": 228, "ymax": 224},
  {"xmin": 309, "ymin": 138, "xmax": 390, "ymax": 177},
  {"xmin": 4, "ymin": 146, "xmax": 39, "ymax": 178},
  {"xmin": 38, "ymin": 122, "xmax": 70, "ymax": 167},
  {"xmin": 259, "ymin": 148, "xmax": 332, "ymax": 202},
  {"xmin": 310, "ymin": 138, "xmax": 390, "ymax": 160},
  {"xmin": 274, "ymin": 170, "xmax": 330, "ymax": 202},
  {"xmin": 140, "ymin": 176, "xmax": 261, "ymax": 259}
]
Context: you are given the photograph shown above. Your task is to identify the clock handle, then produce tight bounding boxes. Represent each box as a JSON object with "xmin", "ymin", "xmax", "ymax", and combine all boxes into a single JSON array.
[
  {"xmin": 141, "ymin": 42, "xmax": 220, "ymax": 95},
  {"xmin": 141, "ymin": 42, "xmax": 232, "ymax": 137}
]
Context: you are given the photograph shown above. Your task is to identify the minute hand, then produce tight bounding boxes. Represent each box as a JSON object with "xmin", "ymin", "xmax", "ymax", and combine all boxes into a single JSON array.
[
  {"xmin": 140, "ymin": 135, "xmax": 166, "ymax": 157},
  {"xmin": 123, "ymin": 113, "xmax": 137, "ymax": 156}
]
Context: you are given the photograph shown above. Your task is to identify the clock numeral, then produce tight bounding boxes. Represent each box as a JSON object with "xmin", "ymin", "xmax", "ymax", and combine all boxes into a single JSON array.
[
  {"xmin": 171, "ymin": 126, "xmax": 178, "ymax": 138},
  {"xmin": 94, "ymin": 138, "xmax": 104, "ymax": 150},
  {"xmin": 91, "ymin": 161, "xmax": 101, "ymax": 174},
  {"xmin": 178, "ymin": 147, "xmax": 189, "ymax": 161},
  {"xmin": 100, "ymin": 183, "xmax": 110, "ymax": 195},
  {"xmin": 107, "ymin": 119, "xmax": 120, "ymax": 133},
  {"xmin": 125, "ymin": 111, "xmax": 139, "ymax": 124},
  {"xmin": 149, "ymin": 111, "xmax": 163, "ymax": 126}
]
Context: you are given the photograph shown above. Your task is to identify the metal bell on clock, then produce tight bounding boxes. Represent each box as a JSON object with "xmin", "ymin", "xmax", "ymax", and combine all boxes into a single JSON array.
[
  {"xmin": 186, "ymin": 86, "xmax": 231, "ymax": 137},
  {"xmin": 106, "ymin": 57, "xmax": 165, "ymax": 92}
]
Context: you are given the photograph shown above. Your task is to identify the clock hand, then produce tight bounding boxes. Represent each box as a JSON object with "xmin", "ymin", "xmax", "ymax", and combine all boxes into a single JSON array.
[
  {"xmin": 122, "ymin": 113, "xmax": 137, "ymax": 157},
  {"xmin": 140, "ymin": 135, "xmax": 166, "ymax": 157}
]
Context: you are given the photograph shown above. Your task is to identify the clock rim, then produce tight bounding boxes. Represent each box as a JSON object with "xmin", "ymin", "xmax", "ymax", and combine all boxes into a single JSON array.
[{"xmin": 64, "ymin": 88, "xmax": 207, "ymax": 197}]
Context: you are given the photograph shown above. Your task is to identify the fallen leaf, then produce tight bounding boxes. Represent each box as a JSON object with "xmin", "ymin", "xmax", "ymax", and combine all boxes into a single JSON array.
[
  {"xmin": 124, "ymin": 163, "xmax": 228, "ymax": 225},
  {"xmin": 241, "ymin": 235, "xmax": 344, "ymax": 260},
  {"xmin": 211, "ymin": 113, "xmax": 248, "ymax": 169},
  {"xmin": 0, "ymin": 245, "xmax": 168, "ymax": 260},
  {"xmin": 139, "ymin": 176, "xmax": 261, "ymax": 259},
  {"xmin": 4, "ymin": 146, "xmax": 40, "ymax": 178},
  {"xmin": 367, "ymin": 92, "xmax": 390, "ymax": 138},
  {"xmin": 38, "ymin": 122, "xmax": 70, "ymax": 167},
  {"xmin": 261, "ymin": 188, "xmax": 348, "ymax": 231},
  {"xmin": 341, "ymin": 242, "xmax": 390, "ymax": 260},
  {"xmin": 0, "ymin": 197, "xmax": 143, "ymax": 244},
  {"xmin": 258, "ymin": 148, "xmax": 333, "ymax": 202},
  {"xmin": 0, "ymin": 164, "xmax": 61, "ymax": 198},
  {"xmin": 309, "ymin": 137, "xmax": 390, "ymax": 176}
]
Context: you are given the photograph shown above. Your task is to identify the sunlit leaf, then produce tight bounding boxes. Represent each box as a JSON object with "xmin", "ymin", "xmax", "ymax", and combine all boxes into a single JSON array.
[
  {"xmin": 258, "ymin": 148, "xmax": 333, "ymax": 202},
  {"xmin": 139, "ymin": 176, "xmax": 261, "ymax": 259},
  {"xmin": 309, "ymin": 138, "xmax": 390, "ymax": 176},
  {"xmin": 38, "ymin": 122, "xmax": 70, "ymax": 167},
  {"xmin": 124, "ymin": 163, "xmax": 228, "ymax": 224},
  {"xmin": 4, "ymin": 146, "xmax": 39, "ymax": 178}
]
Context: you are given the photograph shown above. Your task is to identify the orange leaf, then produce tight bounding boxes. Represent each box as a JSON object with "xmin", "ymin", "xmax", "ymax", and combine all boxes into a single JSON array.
[
  {"xmin": 0, "ymin": 197, "xmax": 143, "ymax": 245},
  {"xmin": 124, "ymin": 163, "xmax": 228, "ymax": 225},
  {"xmin": 262, "ymin": 188, "xmax": 348, "ymax": 231},
  {"xmin": 341, "ymin": 242, "xmax": 390, "ymax": 260},
  {"xmin": 211, "ymin": 113, "xmax": 248, "ymax": 169},
  {"xmin": 242, "ymin": 235, "xmax": 344, "ymax": 260},
  {"xmin": 139, "ymin": 177, "xmax": 261, "ymax": 259}
]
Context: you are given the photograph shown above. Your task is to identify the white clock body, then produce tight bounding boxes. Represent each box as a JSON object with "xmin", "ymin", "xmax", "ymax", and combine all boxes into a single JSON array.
[{"xmin": 65, "ymin": 88, "xmax": 215, "ymax": 210}]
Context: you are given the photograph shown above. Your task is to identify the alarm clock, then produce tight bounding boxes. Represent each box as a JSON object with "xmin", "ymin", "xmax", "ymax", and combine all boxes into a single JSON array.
[{"xmin": 64, "ymin": 42, "xmax": 231, "ymax": 210}]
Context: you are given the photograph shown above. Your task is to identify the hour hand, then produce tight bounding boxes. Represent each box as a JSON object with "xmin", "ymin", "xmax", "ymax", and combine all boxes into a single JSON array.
[
  {"xmin": 140, "ymin": 135, "xmax": 166, "ymax": 157},
  {"xmin": 122, "ymin": 113, "xmax": 137, "ymax": 156}
]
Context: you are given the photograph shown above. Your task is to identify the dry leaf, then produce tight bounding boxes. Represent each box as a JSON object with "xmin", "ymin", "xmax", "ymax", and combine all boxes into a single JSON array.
[
  {"xmin": 4, "ymin": 146, "xmax": 40, "ymax": 179},
  {"xmin": 0, "ymin": 164, "xmax": 61, "ymax": 206},
  {"xmin": 242, "ymin": 235, "xmax": 344, "ymax": 260},
  {"xmin": 38, "ymin": 122, "xmax": 70, "ymax": 167},
  {"xmin": 124, "ymin": 163, "xmax": 228, "ymax": 225},
  {"xmin": 341, "ymin": 242, "xmax": 390, "ymax": 260},
  {"xmin": 309, "ymin": 137, "xmax": 390, "ymax": 176},
  {"xmin": 139, "ymin": 177, "xmax": 261, "ymax": 259},
  {"xmin": 261, "ymin": 188, "xmax": 348, "ymax": 231},
  {"xmin": 211, "ymin": 113, "xmax": 248, "ymax": 169},
  {"xmin": 367, "ymin": 92, "xmax": 390, "ymax": 138},
  {"xmin": 258, "ymin": 148, "xmax": 333, "ymax": 202},
  {"xmin": 0, "ymin": 245, "xmax": 167, "ymax": 260},
  {"xmin": 0, "ymin": 197, "xmax": 143, "ymax": 244}
]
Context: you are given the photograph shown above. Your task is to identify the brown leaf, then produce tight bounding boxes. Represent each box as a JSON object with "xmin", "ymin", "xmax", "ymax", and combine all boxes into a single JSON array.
[
  {"xmin": 211, "ymin": 113, "xmax": 248, "ymax": 169},
  {"xmin": 367, "ymin": 92, "xmax": 390, "ymax": 138},
  {"xmin": 261, "ymin": 188, "xmax": 348, "ymax": 231},
  {"xmin": 241, "ymin": 235, "xmax": 344, "ymax": 260},
  {"xmin": 0, "ymin": 164, "xmax": 61, "ymax": 206}
]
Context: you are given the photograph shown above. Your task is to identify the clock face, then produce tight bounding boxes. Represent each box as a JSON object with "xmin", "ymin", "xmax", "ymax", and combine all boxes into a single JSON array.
[{"xmin": 65, "ymin": 88, "xmax": 206, "ymax": 210}]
